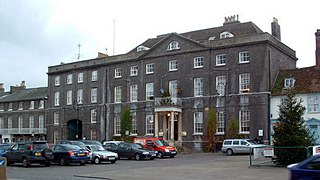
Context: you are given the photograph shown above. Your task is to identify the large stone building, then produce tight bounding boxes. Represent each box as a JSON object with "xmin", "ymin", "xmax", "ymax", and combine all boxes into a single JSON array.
[
  {"xmin": 0, "ymin": 81, "xmax": 48, "ymax": 143},
  {"xmin": 47, "ymin": 17, "xmax": 297, "ymax": 150}
]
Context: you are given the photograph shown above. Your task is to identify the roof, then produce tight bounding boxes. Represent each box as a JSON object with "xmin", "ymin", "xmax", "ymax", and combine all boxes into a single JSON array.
[
  {"xmin": 0, "ymin": 87, "xmax": 47, "ymax": 102},
  {"xmin": 127, "ymin": 21, "xmax": 263, "ymax": 54},
  {"xmin": 272, "ymin": 66, "xmax": 320, "ymax": 96}
]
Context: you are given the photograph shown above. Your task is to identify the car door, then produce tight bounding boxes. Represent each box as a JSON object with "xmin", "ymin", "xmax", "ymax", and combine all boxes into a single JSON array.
[
  {"xmin": 117, "ymin": 143, "xmax": 126, "ymax": 158},
  {"xmin": 240, "ymin": 140, "xmax": 250, "ymax": 153},
  {"xmin": 232, "ymin": 140, "xmax": 240, "ymax": 154},
  {"xmin": 6, "ymin": 144, "xmax": 19, "ymax": 162},
  {"xmin": 52, "ymin": 145, "xmax": 62, "ymax": 162},
  {"xmin": 123, "ymin": 144, "xmax": 134, "ymax": 158}
]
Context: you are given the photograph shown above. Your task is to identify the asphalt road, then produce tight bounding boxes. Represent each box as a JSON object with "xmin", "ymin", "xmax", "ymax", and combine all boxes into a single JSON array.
[{"xmin": 6, "ymin": 153, "xmax": 289, "ymax": 180}]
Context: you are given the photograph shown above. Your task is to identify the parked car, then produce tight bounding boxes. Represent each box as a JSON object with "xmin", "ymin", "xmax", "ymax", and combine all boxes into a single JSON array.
[
  {"xmin": 287, "ymin": 154, "xmax": 320, "ymax": 180},
  {"xmin": 57, "ymin": 140, "xmax": 87, "ymax": 150},
  {"xmin": 115, "ymin": 143, "xmax": 157, "ymax": 160},
  {"xmin": 80, "ymin": 140, "xmax": 102, "ymax": 146},
  {"xmin": 0, "ymin": 143, "xmax": 13, "ymax": 157},
  {"xmin": 50, "ymin": 144, "xmax": 89, "ymax": 166},
  {"xmin": 134, "ymin": 137, "xmax": 177, "ymax": 158},
  {"xmin": 3, "ymin": 141, "xmax": 54, "ymax": 167},
  {"xmin": 86, "ymin": 144, "xmax": 118, "ymax": 164},
  {"xmin": 102, "ymin": 141, "xmax": 123, "ymax": 152},
  {"xmin": 221, "ymin": 139, "xmax": 267, "ymax": 156}
]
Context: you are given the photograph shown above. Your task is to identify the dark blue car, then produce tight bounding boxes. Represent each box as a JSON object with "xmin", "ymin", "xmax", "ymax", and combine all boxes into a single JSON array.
[
  {"xmin": 288, "ymin": 155, "xmax": 320, "ymax": 180},
  {"xmin": 0, "ymin": 143, "xmax": 13, "ymax": 157},
  {"xmin": 50, "ymin": 144, "xmax": 89, "ymax": 166}
]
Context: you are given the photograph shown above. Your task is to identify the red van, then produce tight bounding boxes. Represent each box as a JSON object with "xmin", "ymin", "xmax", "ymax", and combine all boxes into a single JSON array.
[{"xmin": 134, "ymin": 137, "xmax": 177, "ymax": 158}]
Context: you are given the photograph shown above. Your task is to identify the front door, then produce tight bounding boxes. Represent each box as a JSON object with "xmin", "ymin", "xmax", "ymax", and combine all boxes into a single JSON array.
[{"xmin": 67, "ymin": 119, "xmax": 82, "ymax": 140}]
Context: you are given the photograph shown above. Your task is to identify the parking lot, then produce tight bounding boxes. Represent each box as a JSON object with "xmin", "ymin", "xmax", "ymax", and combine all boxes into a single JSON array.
[{"xmin": 6, "ymin": 153, "xmax": 289, "ymax": 180}]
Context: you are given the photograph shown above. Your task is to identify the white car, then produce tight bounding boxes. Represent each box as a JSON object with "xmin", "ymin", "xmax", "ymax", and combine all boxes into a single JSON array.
[
  {"xmin": 86, "ymin": 145, "xmax": 118, "ymax": 164},
  {"xmin": 221, "ymin": 139, "xmax": 267, "ymax": 156}
]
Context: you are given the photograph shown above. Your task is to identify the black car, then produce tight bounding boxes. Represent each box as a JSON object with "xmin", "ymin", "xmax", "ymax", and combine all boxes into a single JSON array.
[
  {"xmin": 57, "ymin": 140, "xmax": 87, "ymax": 150},
  {"xmin": 50, "ymin": 144, "xmax": 89, "ymax": 166},
  {"xmin": 3, "ymin": 141, "xmax": 54, "ymax": 167},
  {"xmin": 115, "ymin": 143, "xmax": 157, "ymax": 160}
]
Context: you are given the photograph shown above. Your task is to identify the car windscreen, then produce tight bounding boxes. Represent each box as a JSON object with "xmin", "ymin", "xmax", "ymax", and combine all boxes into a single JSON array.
[
  {"xmin": 131, "ymin": 144, "xmax": 143, "ymax": 149},
  {"xmin": 246, "ymin": 140, "xmax": 258, "ymax": 145},
  {"xmin": 154, "ymin": 140, "xmax": 164, "ymax": 146},
  {"xmin": 90, "ymin": 145, "xmax": 105, "ymax": 151},
  {"xmin": 64, "ymin": 145, "xmax": 82, "ymax": 151},
  {"xmin": 0, "ymin": 145, "xmax": 10, "ymax": 150},
  {"xmin": 33, "ymin": 143, "xmax": 49, "ymax": 149}
]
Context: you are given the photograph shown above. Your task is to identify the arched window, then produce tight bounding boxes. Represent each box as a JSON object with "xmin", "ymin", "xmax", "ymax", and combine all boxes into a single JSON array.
[
  {"xmin": 220, "ymin": 31, "xmax": 234, "ymax": 39},
  {"xmin": 167, "ymin": 41, "xmax": 180, "ymax": 51}
]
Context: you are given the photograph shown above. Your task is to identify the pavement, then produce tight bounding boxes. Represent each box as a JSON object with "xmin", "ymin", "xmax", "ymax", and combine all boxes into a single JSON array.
[{"xmin": 76, "ymin": 154, "xmax": 289, "ymax": 180}]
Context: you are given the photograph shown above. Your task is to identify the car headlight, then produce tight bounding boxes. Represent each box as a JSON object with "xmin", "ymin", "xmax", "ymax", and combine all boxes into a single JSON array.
[
  {"xmin": 143, "ymin": 152, "xmax": 150, "ymax": 155},
  {"xmin": 165, "ymin": 149, "xmax": 170, "ymax": 152}
]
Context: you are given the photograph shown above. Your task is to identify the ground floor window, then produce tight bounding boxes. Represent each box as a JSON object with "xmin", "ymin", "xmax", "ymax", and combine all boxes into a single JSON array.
[
  {"xmin": 146, "ymin": 115, "xmax": 154, "ymax": 135},
  {"xmin": 114, "ymin": 116, "xmax": 121, "ymax": 136},
  {"xmin": 217, "ymin": 111, "xmax": 225, "ymax": 134},
  {"xmin": 194, "ymin": 112, "xmax": 203, "ymax": 134},
  {"xmin": 239, "ymin": 110, "xmax": 250, "ymax": 133}
]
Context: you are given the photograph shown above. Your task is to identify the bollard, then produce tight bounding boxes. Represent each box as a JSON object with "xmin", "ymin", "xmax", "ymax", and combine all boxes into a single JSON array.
[{"xmin": 0, "ymin": 157, "xmax": 7, "ymax": 180}]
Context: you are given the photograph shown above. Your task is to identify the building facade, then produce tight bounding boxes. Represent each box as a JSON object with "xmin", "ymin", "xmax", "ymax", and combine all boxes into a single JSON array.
[
  {"xmin": 0, "ymin": 81, "xmax": 48, "ymax": 143},
  {"xmin": 47, "ymin": 17, "xmax": 297, "ymax": 151}
]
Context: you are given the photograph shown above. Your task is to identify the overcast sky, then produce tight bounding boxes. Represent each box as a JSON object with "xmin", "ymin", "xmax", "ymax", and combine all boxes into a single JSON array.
[{"xmin": 1, "ymin": 0, "xmax": 319, "ymax": 91}]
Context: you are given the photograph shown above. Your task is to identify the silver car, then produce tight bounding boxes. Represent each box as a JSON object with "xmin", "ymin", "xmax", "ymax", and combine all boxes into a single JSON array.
[
  {"xmin": 86, "ymin": 145, "xmax": 118, "ymax": 164},
  {"xmin": 221, "ymin": 139, "xmax": 266, "ymax": 156}
]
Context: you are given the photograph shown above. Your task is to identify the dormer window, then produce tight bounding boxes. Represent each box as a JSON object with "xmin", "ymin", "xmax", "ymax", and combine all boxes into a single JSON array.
[
  {"xmin": 284, "ymin": 78, "xmax": 295, "ymax": 88},
  {"xmin": 137, "ymin": 45, "xmax": 150, "ymax": 52},
  {"xmin": 220, "ymin": 31, "xmax": 234, "ymax": 39},
  {"xmin": 167, "ymin": 41, "xmax": 180, "ymax": 51}
]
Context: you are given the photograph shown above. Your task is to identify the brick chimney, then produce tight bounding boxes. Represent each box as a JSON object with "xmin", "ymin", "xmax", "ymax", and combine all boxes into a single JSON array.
[
  {"xmin": 0, "ymin": 83, "xmax": 4, "ymax": 93},
  {"xmin": 10, "ymin": 80, "xmax": 26, "ymax": 93},
  {"xmin": 315, "ymin": 29, "xmax": 320, "ymax": 68},
  {"xmin": 271, "ymin": 17, "xmax": 281, "ymax": 40}
]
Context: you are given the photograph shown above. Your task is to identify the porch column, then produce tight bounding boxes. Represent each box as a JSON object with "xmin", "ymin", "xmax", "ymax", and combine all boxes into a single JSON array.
[
  {"xmin": 154, "ymin": 112, "xmax": 159, "ymax": 137},
  {"xmin": 163, "ymin": 114, "xmax": 167, "ymax": 140},
  {"xmin": 170, "ymin": 111, "xmax": 174, "ymax": 141},
  {"xmin": 178, "ymin": 112, "xmax": 182, "ymax": 142}
]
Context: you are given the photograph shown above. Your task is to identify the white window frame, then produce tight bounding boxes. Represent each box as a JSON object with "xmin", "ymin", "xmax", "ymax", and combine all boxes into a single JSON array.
[
  {"xmin": 130, "ymin": 84, "xmax": 138, "ymax": 102},
  {"xmin": 39, "ymin": 100, "xmax": 44, "ymax": 109},
  {"xmin": 114, "ymin": 116, "xmax": 121, "ymax": 136},
  {"xmin": 29, "ymin": 101, "xmax": 34, "ymax": 109},
  {"xmin": 77, "ymin": 89, "xmax": 83, "ymax": 104},
  {"xmin": 220, "ymin": 31, "xmax": 234, "ymax": 39},
  {"xmin": 167, "ymin": 41, "xmax": 180, "ymax": 51},
  {"xmin": 239, "ymin": 73, "xmax": 250, "ymax": 93},
  {"xmin": 216, "ymin": 54, "xmax": 226, "ymax": 66},
  {"xmin": 146, "ymin": 114, "xmax": 154, "ymax": 135},
  {"xmin": 194, "ymin": 112, "xmax": 203, "ymax": 135},
  {"xmin": 54, "ymin": 112, "xmax": 59, "ymax": 125},
  {"xmin": 18, "ymin": 116, "xmax": 23, "ymax": 129},
  {"xmin": 39, "ymin": 115, "xmax": 44, "ymax": 129},
  {"xmin": 130, "ymin": 66, "xmax": 138, "ymax": 76},
  {"xmin": 216, "ymin": 76, "xmax": 226, "ymax": 96},
  {"xmin": 91, "ymin": 109, "xmax": 97, "ymax": 123},
  {"xmin": 194, "ymin": 78, "xmax": 203, "ymax": 97},
  {"xmin": 239, "ymin": 110, "xmax": 250, "ymax": 134},
  {"xmin": 284, "ymin": 78, "xmax": 295, "ymax": 88},
  {"xmin": 169, "ymin": 80, "xmax": 178, "ymax": 98},
  {"xmin": 54, "ymin": 92, "xmax": 60, "ymax": 106},
  {"xmin": 78, "ymin": 72, "xmax": 84, "ymax": 83},
  {"xmin": 114, "ymin": 68, "xmax": 122, "ymax": 78},
  {"xmin": 114, "ymin": 86, "xmax": 122, "ymax": 103},
  {"xmin": 308, "ymin": 95, "xmax": 319, "ymax": 113},
  {"xmin": 54, "ymin": 76, "xmax": 60, "ymax": 86},
  {"xmin": 29, "ymin": 115, "xmax": 34, "ymax": 128},
  {"xmin": 92, "ymin": 70, "xmax": 98, "ymax": 81},
  {"xmin": 169, "ymin": 60, "xmax": 178, "ymax": 71},
  {"xmin": 91, "ymin": 88, "xmax": 98, "ymax": 103},
  {"xmin": 194, "ymin": 57, "xmax": 204, "ymax": 68},
  {"xmin": 239, "ymin": 51, "xmax": 249, "ymax": 63},
  {"xmin": 146, "ymin": 83, "xmax": 154, "ymax": 100},
  {"xmin": 216, "ymin": 111, "xmax": 225, "ymax": 135},
  {"xmin": 18, "ymin": 102, "xmax": 23, "ymax": 110},
  {"xmin": 67, "ymin": 74, "xmax": 73, "ymax": 84},
  {"xmin": 146, "ymin": 63, "xmax": 154, "ymax": 74},
  {"xmin": 131, "ymin": 117, "xmax": 137, "ymax": 135},
  {"xmin": 67, "ymin": 90, "xmax": 72, "ymax": 105}
]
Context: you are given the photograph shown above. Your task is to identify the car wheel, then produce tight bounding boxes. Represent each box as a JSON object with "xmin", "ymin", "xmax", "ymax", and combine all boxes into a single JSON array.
[
  {"xmin": 226, "ymin": 149, "xmax": 233, "ymax": 156},
  {"xmin": 135, "ymin": 154, "xmax": 141, "ymax": 161},
  {"xmin": 59, "ymin": 157, "xmax": 66, "ymax": 166},
  {"xmin": 110, "ymin": 160, "xmax": 116, "ymax": 164},
  {"xmin": 42, "ymin": 148, "xmax": 54, "ymax": 160},
  {"xmin": 22, "ymin": 158, "xmax": 30, "ymax": 168},
  {"xmin": 94, "ymin": 157, "xmax": 100, "ymax": 164},
  {"xmin": 157, "ymin": 151, "xmax": 164, "ymax": 159}
]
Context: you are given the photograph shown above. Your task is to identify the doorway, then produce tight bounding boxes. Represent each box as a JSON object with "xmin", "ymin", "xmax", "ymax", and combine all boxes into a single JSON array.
[{"xmin": 67, "ymin": 119, "xmax": 82, "ymax": 140}]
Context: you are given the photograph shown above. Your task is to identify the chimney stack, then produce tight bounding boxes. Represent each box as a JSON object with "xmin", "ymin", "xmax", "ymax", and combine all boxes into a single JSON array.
[
  {"xmin": 0, "ymin": 83, "xmax": 4, "ymax": 93},
  {"xmin": 315, "ymin": 29, "xmax": 320, "ymax": 68},
  {"xmin": 271, "ymin": 17, "xmax": 281, "ymax": 40}
]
